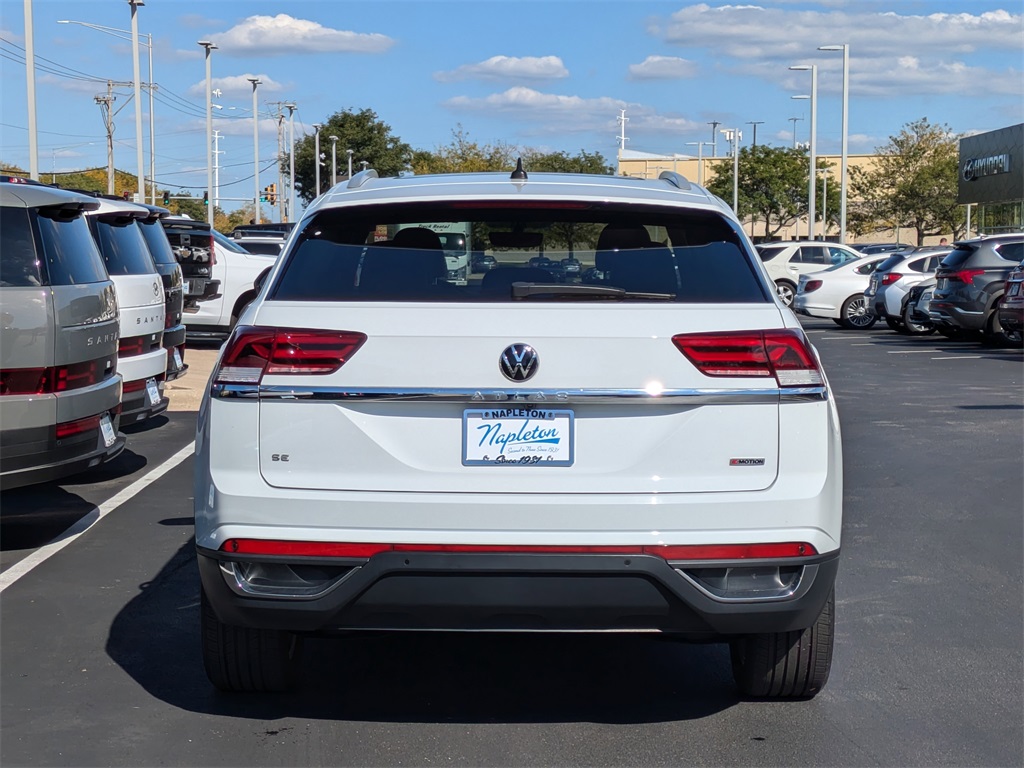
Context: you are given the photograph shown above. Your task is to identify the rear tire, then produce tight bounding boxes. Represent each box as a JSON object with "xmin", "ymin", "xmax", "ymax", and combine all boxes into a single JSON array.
[
  {"xmin": 901, "ymin": 302, "xmax": 935, "ymax": 335},
  {"xmin": 730, "ymin": 590, "xmax": 834, "ymax": 699},
  {"xmin": 201, "ymin": 586, "xmax": 303, "ymax": 692},
  {"xmin": 838, "ymin": 295, "xmax": 877, "ymax": 329},
  {"xmin": 885, "ymin": 317, "xmax": 903, "ymax": 332},
  {"xmin": 775, "ymin": 281, "xmax": 796, "ymax": 307},
  {"xmin": 984, "ymin": 302, "xmax": 1024, "ymax": 348}
]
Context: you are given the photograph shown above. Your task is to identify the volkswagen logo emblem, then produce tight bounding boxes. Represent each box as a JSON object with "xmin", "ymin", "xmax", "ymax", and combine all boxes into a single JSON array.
[{"xmin": 499, "ymin": 343, "xmax": 539, "ymax": 382}]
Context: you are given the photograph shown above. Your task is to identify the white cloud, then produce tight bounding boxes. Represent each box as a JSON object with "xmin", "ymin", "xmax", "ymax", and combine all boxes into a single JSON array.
[
  {"xmin": 434, "ymin": 55, "xmax": 569, "ymax": 83},
  {"xmin": 38, "ymin": 74, "xmax": 117, "ymax": 95},
  {"xmin": 652, "ymin": 4, "xmax": 1022, "ymax": 98},
  {"xmin": 211, "ymin": 14, "xmax": 393, "ymax": 56},
  {"xmin": 1, "ymin": 28, "xmax": 23, "ymax": 44},
  {"xmin": 188, "ymin": 74, "xmax": 285, "ymax": 99},
  {"xmin": 444, "ymin": 87, "xmax": 702, "ymax": 138},
  {"xmin": 180, "ymin": 116, "xmax": 280, "ymax": 139},
  {"xmin": 628, "ymin": 56, "xmax": 698, "ymax": 81}
]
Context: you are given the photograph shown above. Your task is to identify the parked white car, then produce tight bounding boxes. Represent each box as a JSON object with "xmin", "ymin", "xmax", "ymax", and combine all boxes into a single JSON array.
[
  {"xmin": 195, "ymin": 166, "xmax": 843, "ymax": 699},
  {"xmin": 756, "ymin": 241, "xmax": 864, "ymax": 306},
  {"xmin": 83, "ymin": 196, "xmax": 168, "ymax": 424},
  {"xmin": 793, "ymin": 255, "xmax": 888, "ymax": 329}
]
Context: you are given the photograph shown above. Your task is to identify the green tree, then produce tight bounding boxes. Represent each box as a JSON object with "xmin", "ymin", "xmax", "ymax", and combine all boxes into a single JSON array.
[
  {"xmin": 521, "ymin": 148, "xmax": 614, "ymax": 175},
  {"xmin": 286, "ymin": 108, "xmax": 413, "ymax": 205},
  {"xmin": 849, "ymin": 118, "xmax": 963, "ymax": 246},
  {"xmin": 707, "ymin": 146, "xmax": 833, "ymax": 239},
  {"xmin": 411, "ymin": 126, "xmax": 517, "ymax": 174}
]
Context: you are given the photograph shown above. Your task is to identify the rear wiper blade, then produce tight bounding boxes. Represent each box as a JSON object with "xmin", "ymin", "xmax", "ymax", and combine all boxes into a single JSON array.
[{"xmin": 510, "ymin": 282, "xmax": 675, "ymax": 301}]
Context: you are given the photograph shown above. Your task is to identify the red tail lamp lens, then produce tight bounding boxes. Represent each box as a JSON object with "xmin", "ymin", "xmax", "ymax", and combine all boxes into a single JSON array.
[
  {"xmin": 803, "ymin": 280, "xmax": 822, "ymax": 293},
  {"xmin": 214, "ymin": 326, "xmax": 367, "ymax": 384},
  {"xmin": 951, "ymin": 268, "xmax": 984, "ymax": 284},
  {"xmin": 880, "ymin": 272, "xmax": 903, "ymax": 285},
  {"xmin": 671, "ymin": 329, "xmax": 823, "ymax": 387},
  {"xmin": 56, "ymin": 414, "xmax": 102, "ymax": 439}
]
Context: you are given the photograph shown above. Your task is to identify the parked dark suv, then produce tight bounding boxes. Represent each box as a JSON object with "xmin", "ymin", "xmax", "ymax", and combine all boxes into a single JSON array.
[
  {"xmin": 161, "ymin": 217, "xmax": 220, "ymax": 309},
  {"xmin": 928, "ymin": 234, "xmax": 1024, "ymax": 346},
  {"xmin": 137, "ymin": 204, "xmax": 188, "ymax": 382}
]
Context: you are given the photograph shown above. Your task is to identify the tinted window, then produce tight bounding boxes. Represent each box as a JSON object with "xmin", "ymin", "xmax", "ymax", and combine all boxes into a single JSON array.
[
  {"xmin": 138, "ymin": 219, "xmax": 177, "ymax": 266},
  {"xmin": 852, "ymin": 259, "xmax": 883, "ymax": 275},
  {"xmin": 995, "ymin": 242, "xmax": 1023, "ymax": 262},
  {"xmin": 757, "ymin": 245, "xmax": 787, "ymax": 262},
  {"xmin": 213, "ymin": 230, "xmax": 249, "ymax": 254},
  {"xmin": 796, "ymin": 246, "xmax": 828, "ymax": 264},
  {"xmin": 90, "ymin": 216, "xmax": 157, "ymax": 275},
  {"xmin": 0, "ymin": 207, "xmax": 44, "ymax": 287},
  {"xmin": 827, "ymin": 247, "xmax": 857, "ymax": 265},
  {"xmin": 236, "ymin": 240, "xmax": 284, "ymax": 256},
  {"xmin": 35, "ymin": 210, "xmax": 108, "ymax": 285},
  {"xmin": 940, "ymin": 246, "xmax": 975, "ymax": 269},
  {"xmin": 908, "ymin": 258, "xmax": 929, "ymax": 273},
  {"xmin": 272, "ymin": 204, "xmax": 768, "ymax": 304},
  {"xmin": 878, "ymin": 252, "xmax": 909, "ymax": 272}
]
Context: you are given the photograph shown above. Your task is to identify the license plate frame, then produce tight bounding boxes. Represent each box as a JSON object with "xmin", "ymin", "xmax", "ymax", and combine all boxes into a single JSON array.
[
  {"xmin": 145, "ymin": 378, "xmax": 161, "ymax": 407},
  {"xmin": 463, "ymin": 407, "xmax": 574, "ymax": 467},
  {"xmin": 99, "ymin": 413, "xmax": 116, "ymax": 448}
]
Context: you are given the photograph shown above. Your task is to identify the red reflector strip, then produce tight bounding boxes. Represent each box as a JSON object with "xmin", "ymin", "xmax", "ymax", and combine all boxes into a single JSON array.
[
  {"xmin": 1, "ymin": 358, "xmax": 111, "ymax": 395},
  {"xmin": 56, "ymin": 414, "xmax": 102, "ymax": 439},
  {"xmin": 118, "ymin": 335, "xmax": 147, "ymax": 357},
  {"xmin": 219, "ymin": 540, "xmax": 818, "ymax": 560}
]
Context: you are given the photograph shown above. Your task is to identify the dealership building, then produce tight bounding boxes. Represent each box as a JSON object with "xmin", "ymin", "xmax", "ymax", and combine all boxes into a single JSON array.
[{"xmin": 958, "ymin": 123, "xmax": 1022, "ymax": 236}]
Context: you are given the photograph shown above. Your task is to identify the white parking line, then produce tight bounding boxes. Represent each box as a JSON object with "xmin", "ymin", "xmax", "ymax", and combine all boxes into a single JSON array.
[
  {"xmin": 931, "ymin": 356, "xmax": 983, "ymax": 360},
  {"xmin": 0, "ymin": 441, "xmax": 196, "ymax": 594},
  {"xmin": 818, "ymin": 336, "xmax": 852, "ymax": 340},
  {"xmin": 888, "ymin": 350, "xmax": 940, "ymax": 354}
]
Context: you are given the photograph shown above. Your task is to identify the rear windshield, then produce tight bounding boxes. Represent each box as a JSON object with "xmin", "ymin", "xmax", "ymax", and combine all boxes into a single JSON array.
[
  {"xmin": 939, "ymin": 247, "xmax": 975, "ymax": 269},
  {"xmin": 213, "ymin": 230, "xmax": 249, "ymax": 254},
  {"xmin": 237, "ymin": 240, "xmax": 284, "ymax": 256},
  {"xmin": 271, "ymin": 203, "xmax": 768, "ymax": 303},
  {"xmin": 1, "ymin": 207, "xmax": 109, "ymax": 286},
  {"xmin": 90, "ymin": 216, "xmax": 157, "ymax": 275},
  {"xmin": 756, "ymin": 244, "xmax": 787, "ymax": 262},
  {"xmin": 138, "ymin": 218, "xmax": 178, "ymax": 266}
]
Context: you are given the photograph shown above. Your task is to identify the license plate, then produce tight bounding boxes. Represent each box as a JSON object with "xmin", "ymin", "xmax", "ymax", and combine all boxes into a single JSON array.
[
  {"xmin": 99, "ymin": 413, "xmax": 116, "ymax": 448},
  {"xmin": 1009, "ymin": 282, "xmax": 1021, "ymax": 297},
  {"xmin": 463, "ymin": 408, "xmax": 574, "ymax": 466},
  {"xmin": 183, "ymin": 279, "xmax": 192, "ymax": 294},
  {"xmin": 172, "ymin": 346, "xmax": 183, "ymax": 369},
  {"xmin": 145, "ymin": 378, "xmax": 161, "ymax": 407}
]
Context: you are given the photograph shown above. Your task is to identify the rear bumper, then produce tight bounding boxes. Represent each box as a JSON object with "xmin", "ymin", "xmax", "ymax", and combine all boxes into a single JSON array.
[
  {"xmin": 198, "ymin": 547, "xmax": 839, "ymax": 637},
  {"xmin": 0, "ymin": 412, "xmax": 125, "ymax": 490},
  {"xmin": 998, "ymin": 304, "xmax": 1023, "ymax": 332},
  {"xmin": 121, "ymin": 378, "xmax": 169, "ymax": 424},
  {"xmin": 928, "ymin": 301, "xmax": 986, "ymax": 331},
  {"xmin": 163, "ymin": 324, "xmax": 189, "ymax": 382}
]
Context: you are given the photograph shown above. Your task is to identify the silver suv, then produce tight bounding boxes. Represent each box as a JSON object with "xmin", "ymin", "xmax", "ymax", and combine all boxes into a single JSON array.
[
  {"xmin": 196, "ymin": 167, "xmax": 842, "ymax": 699},
  {"xmin": 0, "ymin": 178, "xmax": 125, "ymax": 489}
]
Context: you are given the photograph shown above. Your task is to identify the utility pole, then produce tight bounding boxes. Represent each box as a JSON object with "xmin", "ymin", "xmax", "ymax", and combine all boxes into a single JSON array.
[
  {"xmin": 707, "ymin": 121, "xmax": 721, "ymax": 158},
  {"xmin": 129, "ymin": 0, "xmax": 145, "ymax": 202},
  {"xmin": 285, "ymin": 103, "xmax": 296, "ymax": 222},
  {"xmin": 270, "ymin": 102, "xmax": 286, "ymax": 223},
  {"xmin": 746, "ymin": 120, "xmax": 764, "ymax": 147},
  {"xmin": 248, "ymin": 77, "xmax": 261, "ymax": 224},
  {"xmin": 24, "ymin": 0, "xmax": 39, "ymax": 179},
  {"xmin": 616, "ymin": 109, "xmax": 629, "ymax": 157},
  {"xmin": 95, "ymin": 82, "xmax": 116, "ymax": 195}
]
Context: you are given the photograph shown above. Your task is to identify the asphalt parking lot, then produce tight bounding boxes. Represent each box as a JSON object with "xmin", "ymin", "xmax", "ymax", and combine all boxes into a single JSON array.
[{"xmin": 1, "ymin": 319, "xmax": 1021, "ymax": 767}]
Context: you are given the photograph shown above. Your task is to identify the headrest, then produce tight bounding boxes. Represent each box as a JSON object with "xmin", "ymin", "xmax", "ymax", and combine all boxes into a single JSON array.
[
  {"xmin": 596, "ymin": 224, "xmax": 652, "ymax": 252},
  {"xmin": 391, "ymin": 227, "xmax": 443, "ymax": 250}
]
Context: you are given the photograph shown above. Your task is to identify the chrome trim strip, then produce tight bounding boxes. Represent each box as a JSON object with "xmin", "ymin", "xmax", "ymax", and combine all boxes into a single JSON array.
[
  {"xmin": 212, "ymin": 383, "xmax": 827, "ymax": 404},
  {"xmin": 219, "ymin": 560, "xmax": 361, "ymax": 601}
]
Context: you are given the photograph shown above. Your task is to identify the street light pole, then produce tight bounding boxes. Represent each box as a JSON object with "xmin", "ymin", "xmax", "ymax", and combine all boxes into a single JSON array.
[
  {"xmin": 746, "ymin": 121, "xmax": 764, "ymax": 147},
  {"xmin": 790, "ymin": 64, "xmax": 818, "ymax": 240},
  {"xmin": 128, "ymin": 0, "xmax": 145, "ymax": 202},
  {"xmin": 685, "ymin": 141, "xmax": 712, "ymax": 186},
  {"xmin": 819, "ymin": 168, "xmax": 831, "ymax": 239},
  {"xmin": 346, "ymin": 148, "xmax": 353, "ymax": 179},
  {"xmin": 199, "ymin": 41, "xmax": 217, "ymax": 226},
  {"xmin": 789, "ymin": 116, "xmax": 803, "ymax": 149},
  {"xmin": 23, "ymin": 0, "xmax": 39, "ymax": 179},
  {"xmin": 819, "ymin": 44, "xmax": 850, "ymax": 243},
  {"xmin": 312, "ymin": 123, "xmax": 322, "ymax": 196},
  {"xmin": 329, "ymin": 135, "xmax": 338, "ymax": 187},
  {"xmin": 721, "ymin": 128, "xmax": 741, "ymax": 215},
  {"xmin": 248, "ymin": 77, "xmax": 261, "ymax": 224}
]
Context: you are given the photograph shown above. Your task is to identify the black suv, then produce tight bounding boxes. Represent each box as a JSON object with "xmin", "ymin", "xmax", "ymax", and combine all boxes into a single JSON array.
[
  {"xmin": 161, "ymin": 217, "xmax": 221, "ymax": 309},
  {"xmin": 137, "ymin": 204, "xmax": 188, "ymax": 381},
  {"xmin": 928, "ymin": 234, "xmax": 1024, "ymax": 346}
]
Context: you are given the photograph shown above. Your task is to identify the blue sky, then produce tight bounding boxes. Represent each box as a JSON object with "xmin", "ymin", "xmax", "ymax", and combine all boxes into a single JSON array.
[{"xmin": 1, "ymin": 1, "xmax": 1021, "ymax": 212}]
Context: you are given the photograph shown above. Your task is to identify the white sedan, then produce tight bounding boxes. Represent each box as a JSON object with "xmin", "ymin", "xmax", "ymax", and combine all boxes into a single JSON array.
[{"xmin": 793, "ymin": 255, "xmax": 888, "ymax": 329}]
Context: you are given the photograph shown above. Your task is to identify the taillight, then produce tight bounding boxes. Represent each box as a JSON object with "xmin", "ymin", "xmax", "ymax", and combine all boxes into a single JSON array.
[
  {"xmin": 208, "ymin": 234, "xmax": 216, "ymax": 266},
  {"xmin": 214, "ymin": 326, "xmax": 367, "ymax": 385},
  {"xmin": 880, "ymin": 272, "xmax": 903, "ymax": 286},
  {"xmin": 219, "ymin": 540, "xmax": 818, "ymax": 560},
  {"xmin": 803, "ymin": 279, "xmax": 822, "ymax": 293},
  {"xmin": 950, "ymin": 268, "xmax": 984, "ymax": 284},
  {"xmin": 1, "ymin": 359, "xmax": 109, "ymax": 395},
  {"xmin": 56, "ymin": 414, "xmax": 102, "ymax": 439},
  {"xmin": 671, "ymin": 330, "xmax": 823, "ymax": 387}
]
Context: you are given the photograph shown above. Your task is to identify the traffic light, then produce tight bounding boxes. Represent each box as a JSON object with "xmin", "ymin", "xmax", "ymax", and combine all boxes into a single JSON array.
[
  {"xmin": 162, "ymin": 190, "xmax": 170, "ymax": 205},
  {"xmin": 259, "ymin": 187, "xmax": 268, "ymax": 202},
  {"xmin": 203, "ymin": 191, "xmax": 209, "ymax": 206},
  {"xmin": 268, "ymin": 183, "xmax": 276, "ymax": 206}
]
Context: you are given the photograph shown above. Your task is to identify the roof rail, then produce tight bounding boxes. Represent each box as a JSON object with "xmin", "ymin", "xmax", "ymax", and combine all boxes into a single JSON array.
[
  {"xmin": 347, "ymin": 169, "xmax": 379, "ymax": 189},
  {"xmin": 658, "ymin": 171, "xmax": 692, "ymax": 191}
]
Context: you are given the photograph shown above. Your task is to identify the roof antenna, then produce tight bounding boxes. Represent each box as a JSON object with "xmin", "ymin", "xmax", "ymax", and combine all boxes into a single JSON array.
[{"xmin": 510, "ymin": 158, "xmax": 528, "ymax": 180}]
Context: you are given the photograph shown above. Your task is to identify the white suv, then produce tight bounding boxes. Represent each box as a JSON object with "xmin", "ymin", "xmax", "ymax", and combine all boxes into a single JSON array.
[
  {"xmin": 757, "ymin": 241, "xmax": 864, "ymax": 306},
  {"xmin": 195, "ymin": 167, "xmax": 843, "ymax": 698}
]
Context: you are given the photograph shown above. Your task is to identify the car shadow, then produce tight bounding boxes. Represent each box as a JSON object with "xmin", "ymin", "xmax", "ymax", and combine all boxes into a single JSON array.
[{"xmin": 106, "ymin": 539, "xmax": 741, "ymax": 724}]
